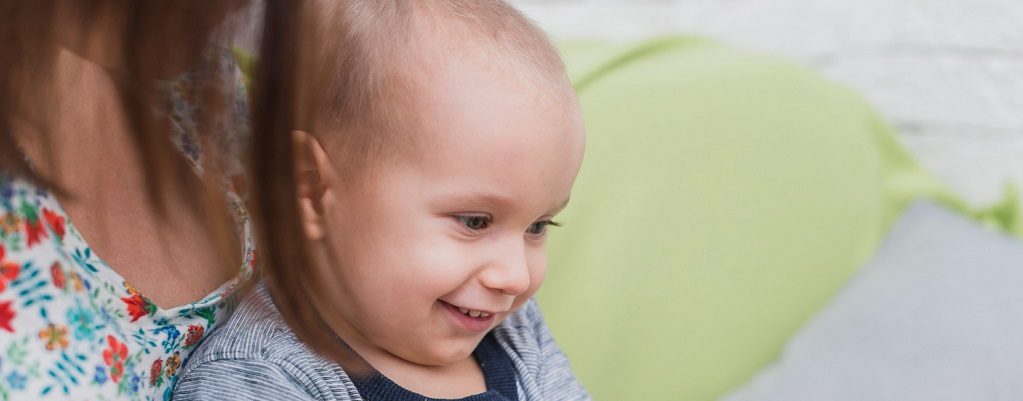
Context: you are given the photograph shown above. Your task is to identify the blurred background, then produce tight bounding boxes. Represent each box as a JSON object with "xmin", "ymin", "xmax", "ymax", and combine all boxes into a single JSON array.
[
  {"xmin": 510, "ymin": 0, "xmax": 1023, "ymax": 210},
  {"xmin": 506, "ymin": 1, "xmax": 1023, "ymax": 400}
]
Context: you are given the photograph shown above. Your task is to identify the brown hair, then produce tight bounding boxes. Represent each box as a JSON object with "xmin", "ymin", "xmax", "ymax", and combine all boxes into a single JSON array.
[
  {"xmin": 0, "ymin": 0, "xmax": 261, "ymax": 288},
  {"xmin": 252, "ymin": 0, "xmax": 573, "ymax": 362},
  {"xmin": 250, "ymin": 0, "xmax": 344, "ymax": 362},
  {"xmin": 0, "ymin": 0, "xmax": 253, "ymax": 197}
]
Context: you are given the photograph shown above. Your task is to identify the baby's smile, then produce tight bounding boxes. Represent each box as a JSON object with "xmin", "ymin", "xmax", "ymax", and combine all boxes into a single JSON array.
[
  {"xmin": 440, "ymin": 300, "xmax": 497, "ymax": 332},
  {"xmin": 456, "ymin": 307, "xmax": 491, "ymax": 318}
]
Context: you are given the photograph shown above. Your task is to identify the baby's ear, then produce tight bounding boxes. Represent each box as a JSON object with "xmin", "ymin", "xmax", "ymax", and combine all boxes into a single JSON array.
[{"xmin": 292, "ymin": 130, "xmax": 330, "ymax": 241}]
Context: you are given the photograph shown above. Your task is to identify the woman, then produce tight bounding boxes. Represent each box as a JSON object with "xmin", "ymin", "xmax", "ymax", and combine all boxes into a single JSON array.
[{"xmin": 0, "ymin": 1, "xmax": 259, "ymax": 399}]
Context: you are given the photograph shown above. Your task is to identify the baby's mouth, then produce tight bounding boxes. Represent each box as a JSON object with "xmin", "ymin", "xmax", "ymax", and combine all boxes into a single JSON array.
[
  {"xmin": 440, "ymin": 300, "xmax": 497, "ymax": 332},
  {"xmin": 440, "ymin": 300, "xmax": 495, "ymax": 319},
  {"xmin": 455, "ymin": 307, "xmax": 491, "ymax": 318}
]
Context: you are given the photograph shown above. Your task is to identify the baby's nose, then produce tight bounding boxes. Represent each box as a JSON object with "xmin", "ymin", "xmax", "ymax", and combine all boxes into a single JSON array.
[{"xmin": 479, "ymin": 238, "xmax": 531, "ymax": 296}]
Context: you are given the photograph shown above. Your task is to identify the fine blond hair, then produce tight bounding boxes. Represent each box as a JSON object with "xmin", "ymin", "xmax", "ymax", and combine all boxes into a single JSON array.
[{"xmin": 301, "ymin": 0, "xmax": 574, "ymax": 180}]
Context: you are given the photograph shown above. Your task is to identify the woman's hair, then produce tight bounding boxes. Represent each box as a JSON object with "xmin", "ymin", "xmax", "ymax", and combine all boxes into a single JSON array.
[
  {"xmin": 1, "ymin": 1, "xmax": 246, "ymax": 187},
  {"xmin": 0, "ymin": 0, "xmax": 259, "ymax": 286},
  {"xmin": 251, "ymin": 0, "xmax": 572, "ymax": 362}
]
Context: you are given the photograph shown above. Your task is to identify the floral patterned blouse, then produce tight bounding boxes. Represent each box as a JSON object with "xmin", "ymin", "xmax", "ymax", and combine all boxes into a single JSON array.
[{"xmin": 0, "ymin": 49, "xmax": 255, "ymax": 401}]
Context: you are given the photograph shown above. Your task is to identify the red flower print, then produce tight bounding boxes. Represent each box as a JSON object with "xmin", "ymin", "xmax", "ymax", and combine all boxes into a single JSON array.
[
  {"xmin": 164, "ymin": 352, "xmax": 181, "ymax": 378},
  {"xmin": 24, "ymin": 216, "xmax": 48, "ymax": 248},
  {"xmin": 103, "ymin": 335, "xmax": 129, "ymax": 383},
  {"xmin": 0, "ymin": 245, "xmax": 19, "ymax": 293},
  {"xmin": 220, "ymin": 282, "xmax": 237, "ymax": 298},
  {"xmin": 150, "ymin": 358, "xmax": 164, "ymax": 386},
  {"xmin": 0, "ymin": 300, "xmax": 14, "ymax": 332},
  {"xmin": 0, "ymin": 261, "xmax": 17, "ymax": 293},
  {"xmin": 41, "ymin": 208, "xmax": 65, "ymax": 240},
  {"xmin": 50, "ymin": 262, "xmax": 65, "ymax": 289},
  {"xmin": 120, "ymin": 293, "xmax": 156, "ymax": 322},
  {"xmin": 184, "ymin": 325, "xmax": 204, "ymax": 348},
  {"xmin": 38, "ymin": 323, "xmax": 69, "ymax": 350},
  {"xmin": 248, "ymin": 249, "xmax": 258, "ymax": 270},
  {"xmin": 0, "ymin": 213, "xmax": 19, "ymax": 236}
]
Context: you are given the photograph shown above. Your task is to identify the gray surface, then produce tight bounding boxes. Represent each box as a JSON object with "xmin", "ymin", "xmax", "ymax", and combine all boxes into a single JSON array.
[{"xmin": 721, "ymin": 201, "xmax": 1023, "ymax": 401}]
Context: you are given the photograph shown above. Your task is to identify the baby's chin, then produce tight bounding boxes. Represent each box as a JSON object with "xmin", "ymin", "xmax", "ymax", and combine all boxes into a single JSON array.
[
  {"xmin": 400, "ymin": 317, "xmax": 514, "ymax": 368},
  {"xmin": 398, "ymin": 336, "xmax": 487, "ymax": 367}
]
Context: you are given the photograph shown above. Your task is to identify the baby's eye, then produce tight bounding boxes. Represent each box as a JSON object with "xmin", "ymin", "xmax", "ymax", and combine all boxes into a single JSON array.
[
  {"xmin": 527, "ymin": 220, "xmax": 560, "ymax": 236},
  {"xmin": 455, "ymin": 215, "xmax": 490, "ymax": 231}
]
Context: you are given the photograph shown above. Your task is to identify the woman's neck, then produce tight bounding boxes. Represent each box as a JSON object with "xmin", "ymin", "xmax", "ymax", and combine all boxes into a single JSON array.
[{"xmin": 14, "ymin": 47, "xmax": 235, "ymax": 308}]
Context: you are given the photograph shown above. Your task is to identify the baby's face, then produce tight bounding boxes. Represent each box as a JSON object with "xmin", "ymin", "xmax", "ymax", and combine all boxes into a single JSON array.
[{"xmin": 318, "ymin": 50, "xmax": 584, "ymax": 368}]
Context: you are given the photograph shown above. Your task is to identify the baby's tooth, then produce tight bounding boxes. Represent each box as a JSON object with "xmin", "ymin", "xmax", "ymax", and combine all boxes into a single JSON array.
[
  {"xmin": 469, "ymin": 310, "xmax": 482, "ymax": 318},
  {"xmin": 458, "ymin": 307, "xmax": 469, "ymax": 314},
  {"xmin": 480, "ymin": 312, "xmax": 490, "ymax": 317}
]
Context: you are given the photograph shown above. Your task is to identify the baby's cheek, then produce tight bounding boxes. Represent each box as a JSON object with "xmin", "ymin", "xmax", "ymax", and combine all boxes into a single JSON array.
[
  {"xmin": 527, "ymin": 252, "xmax": 548, "ymax": 290},
  {"xmin": 507, "ymin": 295, "xmax": 533, "ymax": 319},
  {"xmin": 516, "ymin": 264, "xmax": 546, "ymax": 308}
]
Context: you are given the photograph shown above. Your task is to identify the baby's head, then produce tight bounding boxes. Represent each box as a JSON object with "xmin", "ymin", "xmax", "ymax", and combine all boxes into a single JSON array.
[{"xmin": 295, "ymin": 0, "xmax": 584, "ymax": 374}]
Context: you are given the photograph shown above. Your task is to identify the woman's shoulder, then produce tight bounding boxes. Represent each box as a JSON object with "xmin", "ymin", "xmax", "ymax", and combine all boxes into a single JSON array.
[
  {"xmin": 0, "ymin": 172, "xmax": 247, "ymax": 400},
  {"xmin": 176, "ymin": 283, "xmax": 361, "ymax": 400},
  {"xmin": 183, "ymin": 283, "xmax": 299, "ymax": 363}
]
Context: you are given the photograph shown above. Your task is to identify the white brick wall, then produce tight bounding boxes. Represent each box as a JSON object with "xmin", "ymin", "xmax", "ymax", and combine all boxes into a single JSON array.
[{"xmin": 511, "ymin": 0, "xmax": 1023, "ymax": 209}]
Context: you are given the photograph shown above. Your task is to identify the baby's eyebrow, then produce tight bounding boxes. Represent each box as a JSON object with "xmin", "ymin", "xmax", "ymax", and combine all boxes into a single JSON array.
[
  {"xmin": 437, "ymin": 191, "xmax": 570, "ymax": 214},
  {"xmin": 435, "ymin": 190, "xmax": 515, "ymax": 210}
]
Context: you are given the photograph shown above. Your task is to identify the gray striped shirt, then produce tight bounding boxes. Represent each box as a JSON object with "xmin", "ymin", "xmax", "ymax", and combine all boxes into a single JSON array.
[{"xmin": 171, "ymin": 284, "xmax": 590, "ymax": 400}]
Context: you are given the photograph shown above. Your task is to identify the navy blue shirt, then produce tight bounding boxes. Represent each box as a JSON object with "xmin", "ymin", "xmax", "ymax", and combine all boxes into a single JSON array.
[{"xmin": 350, "ymin": 333, "xmax": 518, "ymax": 401}]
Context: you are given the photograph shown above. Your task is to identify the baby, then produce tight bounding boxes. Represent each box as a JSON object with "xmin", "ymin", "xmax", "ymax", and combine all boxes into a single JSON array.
[{"xmin": 174, "ymin": 0, "xmax": 587, "ymax": 400}]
